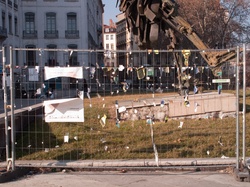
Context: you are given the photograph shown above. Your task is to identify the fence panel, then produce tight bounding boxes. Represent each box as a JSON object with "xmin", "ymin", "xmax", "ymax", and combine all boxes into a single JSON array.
[{"xmin": 0, "ymin": 47, "xmax": 249, "ymax": 165}]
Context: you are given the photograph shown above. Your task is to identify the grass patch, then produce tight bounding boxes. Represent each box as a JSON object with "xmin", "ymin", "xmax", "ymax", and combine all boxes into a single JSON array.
[{"xmin": 15, "ymin": 90, "xmax": 250, "ymax": 160}]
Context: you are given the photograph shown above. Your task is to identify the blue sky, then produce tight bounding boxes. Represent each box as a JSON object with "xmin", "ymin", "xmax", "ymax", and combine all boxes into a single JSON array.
[{"xmin": 102, "ymin": 0, "xmax": 121, "ymax": 25}]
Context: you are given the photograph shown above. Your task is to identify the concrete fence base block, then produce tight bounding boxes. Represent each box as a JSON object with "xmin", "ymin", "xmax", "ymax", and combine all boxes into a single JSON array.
[{"xmin": 0, "ymin": 167, "xmax": 30, "ymax": 183}]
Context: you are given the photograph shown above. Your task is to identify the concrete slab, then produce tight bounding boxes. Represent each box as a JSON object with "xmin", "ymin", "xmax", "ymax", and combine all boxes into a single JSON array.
[{"xmin": 117, "ymin": 92, "xmax": 236, "ymax": 120}]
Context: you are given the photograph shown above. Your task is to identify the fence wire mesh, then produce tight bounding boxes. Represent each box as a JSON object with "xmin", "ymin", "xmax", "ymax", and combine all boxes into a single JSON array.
[{"xmin": 0, "ymin": 47, "xmax": 249, "ymax": 163}]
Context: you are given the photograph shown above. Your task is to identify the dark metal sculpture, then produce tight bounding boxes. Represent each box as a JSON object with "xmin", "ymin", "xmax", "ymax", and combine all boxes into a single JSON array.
[{"xmin": 117, "ymin": 0, "xmax": 237, "ymax": 94}]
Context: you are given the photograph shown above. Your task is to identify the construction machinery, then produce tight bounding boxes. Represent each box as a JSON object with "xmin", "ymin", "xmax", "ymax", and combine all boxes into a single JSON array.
[{"xmin": 117, "ymin": 0, "xmax": 238, "ymax": 94}]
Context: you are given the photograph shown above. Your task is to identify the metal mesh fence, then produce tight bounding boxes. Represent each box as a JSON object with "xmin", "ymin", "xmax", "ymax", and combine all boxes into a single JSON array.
[{"xmin": 0, "ymin": 47, "xmax": 249, "ymax": 164}]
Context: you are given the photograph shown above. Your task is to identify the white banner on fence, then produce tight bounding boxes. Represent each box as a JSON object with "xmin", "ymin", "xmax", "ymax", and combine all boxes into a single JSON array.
[
  {"xmin": 44, "ymin": 97, "xmax": 84, "ymax": 122},
  {"xmin": 44, "ymin": 67, "xmax": 83, "ymax": 80}
]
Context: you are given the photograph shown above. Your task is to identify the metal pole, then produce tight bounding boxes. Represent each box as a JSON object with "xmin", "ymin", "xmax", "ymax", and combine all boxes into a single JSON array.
[
  {"xmin": 242, "ymin": 44, "xmax": 246, "ymax": 165},
  {"xmin": 236, "ymin": 46, "xmax": 240, "ymax": 169},
  {"xmin": 2, "ymin": 46, "xmax": 10, "ymax": 165},
  {"xmin": 10, "ymin": 46, "xmax": 15, "ymax": 170}
]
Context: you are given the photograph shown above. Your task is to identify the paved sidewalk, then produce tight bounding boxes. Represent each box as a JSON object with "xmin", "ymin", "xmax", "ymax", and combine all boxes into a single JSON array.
[{"xmin": 3, "ymin": 170, "xmax": 249, "ymax": 187}]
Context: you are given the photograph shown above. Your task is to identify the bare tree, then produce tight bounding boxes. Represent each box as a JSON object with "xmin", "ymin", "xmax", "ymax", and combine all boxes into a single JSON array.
[{"xmin": 176, "ymin": 0, "xmax": 250, "ymax": 48}]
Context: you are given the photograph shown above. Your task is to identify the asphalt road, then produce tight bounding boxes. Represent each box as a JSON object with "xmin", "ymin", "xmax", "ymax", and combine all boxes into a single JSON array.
[{"xmin": 1, "ymin": 170, "xmax": 249, "ymax": 187}]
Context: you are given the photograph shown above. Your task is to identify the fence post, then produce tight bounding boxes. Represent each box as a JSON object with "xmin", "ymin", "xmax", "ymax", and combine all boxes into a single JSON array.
[
  {"xmin": 235, "ymin": 46, "xmax": 240, "ymax": 170},
  {"xmin": 242, "ymin": 44, "xmax": 246, "ymax": 165},
  {"xmin": 10, "ymin": 46, "xmax": 15, "ymax": 171},
  {"xmin": 2, "ymin": 46, "xmax": 10, "ymax": 169}
]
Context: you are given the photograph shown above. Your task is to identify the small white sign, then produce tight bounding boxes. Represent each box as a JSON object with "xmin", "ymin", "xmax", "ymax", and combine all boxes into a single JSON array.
[
  {"xmin": 64, "ymin": 135, "xmax": 69, "ymax": 143},
  {"xmin": 212, "ymin": 79, "xmax": 230, "ymax": 83},
  {"xmin": 44, "ymin": 98, "xmax": 84, "ymax": 122},
  {"xmin": 29, "ymin": 68, "xmax": 39, "ymax": 81},
  {"xmin": 3, "ymin": 76, "xmax": 10, "ymax": 87}
]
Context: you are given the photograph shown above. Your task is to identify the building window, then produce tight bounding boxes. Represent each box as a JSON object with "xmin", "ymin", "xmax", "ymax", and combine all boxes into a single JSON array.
[
  {"xmin": 65, "ymin": 12, "xmax": 78, "ymax": 38},
  {"xmin": 111, "ymin": 44, "xmax": 114, "ymax": 50},
  {"xmin": 26, "ymin": 45, "xmax": 36, "ymax": 66},
  {"xmin": 8, "ymin": 15, "xmax": 12, "ymax": 34},
  {"xmin": 110, "ymin": 34, "xmax": 114, "ymax": 40},
  {"xmin": 2, "ymin": 12, "xmax": 5, "ymax": 29},
  {"xmin": 106, "ymin": 43, "xmax": 109, "ymax": 49},
  {"xmin": 46, "ymin": 12, "xmax": 56, "ymax": 32},
  {"xmin": 45, "ymin": 12, "xmax": 58, "ymax": 38},
  {"xmin": 106, "ymin": 35, "xmax": 109, "ymax": 40},
  {"xmin": 14, "ymin": 17, "xmax": 18, "ymax": 35},
  {"xmin": 25, "ymin": 12, "xmax": 35, "ymax": 33},
  {"xmin": 47, "ymin": 44, "xmax": 57, "ymax": 66},
  {"xmin": 67, "ymin": 12, "xmax": 77, "ymax": 31}
]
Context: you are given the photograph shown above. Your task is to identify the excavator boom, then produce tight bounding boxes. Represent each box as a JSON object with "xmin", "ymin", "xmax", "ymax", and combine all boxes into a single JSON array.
[
  {"xmin": 118, "ymin": 0, "xmax": 237, "ymax": 75},
  {"xmin": 160, "ymin": 1, "xmax": 237, "ymax": 74}
]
